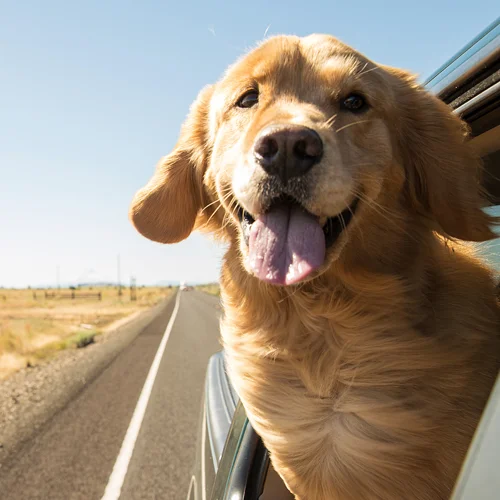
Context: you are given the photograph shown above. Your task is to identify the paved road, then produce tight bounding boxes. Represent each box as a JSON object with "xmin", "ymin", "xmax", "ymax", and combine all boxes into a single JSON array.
[{"xmin": 0, "ymin": 291, "xmax": 222, "ymax": 500}]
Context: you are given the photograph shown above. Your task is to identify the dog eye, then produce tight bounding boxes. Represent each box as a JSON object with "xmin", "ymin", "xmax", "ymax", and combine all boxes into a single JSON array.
[
  {"xmin": 342, "ymin": 93, "xmax": 368, "ymax": 113},
  {"xmin": 237, "ymin": 90, "xmax": 259, "ymax": 108}
]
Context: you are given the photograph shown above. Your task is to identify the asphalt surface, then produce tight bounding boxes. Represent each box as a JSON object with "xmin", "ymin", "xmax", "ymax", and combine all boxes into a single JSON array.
[{"xmin": 0, "ymin": 291, "xmax": 222, "ymax": 500}]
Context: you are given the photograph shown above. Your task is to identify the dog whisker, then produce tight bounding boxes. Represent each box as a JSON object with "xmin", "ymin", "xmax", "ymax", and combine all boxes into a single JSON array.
[
  {"xmin": 220, "ymin": 214, "xmax": 234, "ymax": 231},
  {"xmin": 346, "ymin": 197, "xmax": 366, "ymax": 247},
  {"xmin": 357, "ymin": 65, "xmax": 380, "ymax": 78},
  {"xmin": 358, "ymin": 61, "xmax": 369, "ymax": 75},
  {"xmin": 345, "ymin": 163, "xmax": 377, "ymax": 168},
  {"xmin": 202, "ymin": 190, "xmax": 235, "ymax": 227},
  {"xmin": 201, "ymin": 188, "xmax": 233, "ymax": 213},
  {"xmin": 324, "ymin": 113, "xmax": 338, "ymax": 128},
  {"xmin": 336, "ymin": 120, "xmax": 372, "ymax": 133},
  {"xmin": 201, "ymin": 196, "xmax": 225, "ymax": 212},
  {"xmin": 338, "ymin": 212, "xmax": 347, "ymax": 233},
  {"xmin": 202, "ymin": 190, "xmax": 231, "ymax": 211},
  {"xmin": 351, "ymin": 188, "xmax": 420, "ymax": 244},
  {"xmin": 205, "ymin": 203, "xmax": 223, "ymax": 226}
]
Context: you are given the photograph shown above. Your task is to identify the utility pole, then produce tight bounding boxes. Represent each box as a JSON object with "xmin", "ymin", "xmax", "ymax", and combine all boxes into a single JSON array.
[
  {"xmin": 117, "ymin": 254, "xmax": 122, "ymax": 296},
  {"xmin": 130, "ymin": 276, "xmax": 137, "ymax": 301}
]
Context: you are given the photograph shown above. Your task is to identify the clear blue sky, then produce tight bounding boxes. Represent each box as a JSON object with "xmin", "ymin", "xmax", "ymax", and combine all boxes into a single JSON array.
[{"xmin": 1, "ymin": 1, "xmax": 498, "ymax": 287}]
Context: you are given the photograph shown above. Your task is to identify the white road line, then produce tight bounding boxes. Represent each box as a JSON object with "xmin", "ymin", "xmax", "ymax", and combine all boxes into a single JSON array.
[{"xmin": 101, "ymin": 291, "xmax": 182, "ymax": 500}]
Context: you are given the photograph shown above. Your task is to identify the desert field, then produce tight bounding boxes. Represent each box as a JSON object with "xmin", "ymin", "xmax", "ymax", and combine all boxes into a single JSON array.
[
  {"xmin": 195, "ymin": 283, "xmax": 220, "ymax": 296},
  {"xmin": 0, "ymin": 286, "xmax": 173, "ymax": 379}
]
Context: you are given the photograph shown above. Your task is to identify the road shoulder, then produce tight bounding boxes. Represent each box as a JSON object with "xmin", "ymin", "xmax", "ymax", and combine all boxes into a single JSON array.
[{"xmin": 0, "ymin": 296, "xmax": 173, "ymax": 464}]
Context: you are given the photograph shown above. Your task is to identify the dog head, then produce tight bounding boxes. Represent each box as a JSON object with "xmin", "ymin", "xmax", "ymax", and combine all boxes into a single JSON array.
[{"xmin": 130, "ymin": 34, "xmax": 496, "ymax": 286}]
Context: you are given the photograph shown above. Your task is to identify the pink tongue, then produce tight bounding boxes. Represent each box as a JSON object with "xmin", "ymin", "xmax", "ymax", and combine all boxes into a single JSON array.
[{"xmin": 248, "ymin": 205, "xmax": 325, "ymax": 285}]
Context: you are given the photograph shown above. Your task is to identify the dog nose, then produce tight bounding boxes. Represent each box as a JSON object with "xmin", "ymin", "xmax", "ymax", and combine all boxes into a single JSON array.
[{"xmin": 254, "ymin": 125, "xmax": 323, "ymax": 183}]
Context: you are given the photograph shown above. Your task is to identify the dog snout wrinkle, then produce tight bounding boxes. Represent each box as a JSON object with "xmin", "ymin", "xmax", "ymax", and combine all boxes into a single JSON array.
[{"xmin": 254, "ymin": 125, "xmax": 323, "ymax": 184}]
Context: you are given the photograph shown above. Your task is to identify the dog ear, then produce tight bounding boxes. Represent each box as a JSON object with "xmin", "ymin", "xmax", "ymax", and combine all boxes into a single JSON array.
[
  {"xmin": 385, "ymin": 67, "xmax": 497, "ymax": 242},
  {"xmin": 129, "ymin": 85, "xmax": 214, "ymax": 243}
]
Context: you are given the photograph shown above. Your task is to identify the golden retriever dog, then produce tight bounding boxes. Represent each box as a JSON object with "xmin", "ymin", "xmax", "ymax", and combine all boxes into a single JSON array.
[{"xmin": 130, "ymin": 35, "xmax": 500, "ymax": 499}]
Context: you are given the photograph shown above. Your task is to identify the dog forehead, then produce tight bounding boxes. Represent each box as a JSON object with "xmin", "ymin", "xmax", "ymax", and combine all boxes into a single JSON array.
[
  {"xmin": 301, "ymin": 34, "xmax": 357, "ymax": 59},
  {"xmin": 223, "ymin": 34, "xmax": 356, "ymax": 83},
  {"xmin": 207, "ymin": 35, "xmax": 369, "ymax": 136}
]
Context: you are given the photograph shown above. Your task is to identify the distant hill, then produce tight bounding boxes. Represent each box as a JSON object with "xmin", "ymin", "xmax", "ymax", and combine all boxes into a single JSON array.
[
  {"xmin": 154, "ymin": 280, "xmax": 220, "ymax": 287},
  {"xmin": 4, "ymin": 280, "xmax": 219, "ymax": 290},
  {"xmin": 154, "ymin": 280, "xmax": 181, "ymax": 287}
]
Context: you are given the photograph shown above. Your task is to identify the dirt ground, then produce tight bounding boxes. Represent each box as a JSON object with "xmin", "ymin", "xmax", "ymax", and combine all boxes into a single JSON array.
[{"xmin": 0, "ymin": 286, "xmax": 173, "ymax": 379}]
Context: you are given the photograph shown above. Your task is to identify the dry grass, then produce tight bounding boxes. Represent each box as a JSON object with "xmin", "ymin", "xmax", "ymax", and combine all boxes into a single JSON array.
[
  {"xmin": 0, "ymin": 286, "xmax": 173, "ymax": 379},
  {"xmin": 196, "ymin": 283, "xmax": 220, "ymax": 296}
]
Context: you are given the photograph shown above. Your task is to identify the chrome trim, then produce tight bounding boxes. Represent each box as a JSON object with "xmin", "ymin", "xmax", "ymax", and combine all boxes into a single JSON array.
[
  {"xmin": 205, "ymin": 352, "xmax": 239, "ymax": 472},
  {"xmin": 426, "ymin": 18, "xmax": 499, "ymax": 99},
  {"xmin": 454, "ymin": 80, "xmax": 500, "ymax": 116},
  {"xmin": 205, "ymin": 383, "xmax": 219, "ymax": 473}
]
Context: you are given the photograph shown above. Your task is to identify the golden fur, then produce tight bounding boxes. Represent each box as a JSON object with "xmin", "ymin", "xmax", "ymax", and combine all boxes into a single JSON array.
[{"xmin": 130, "ymin": 35, "xmax": 500, "ymax": 499}]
